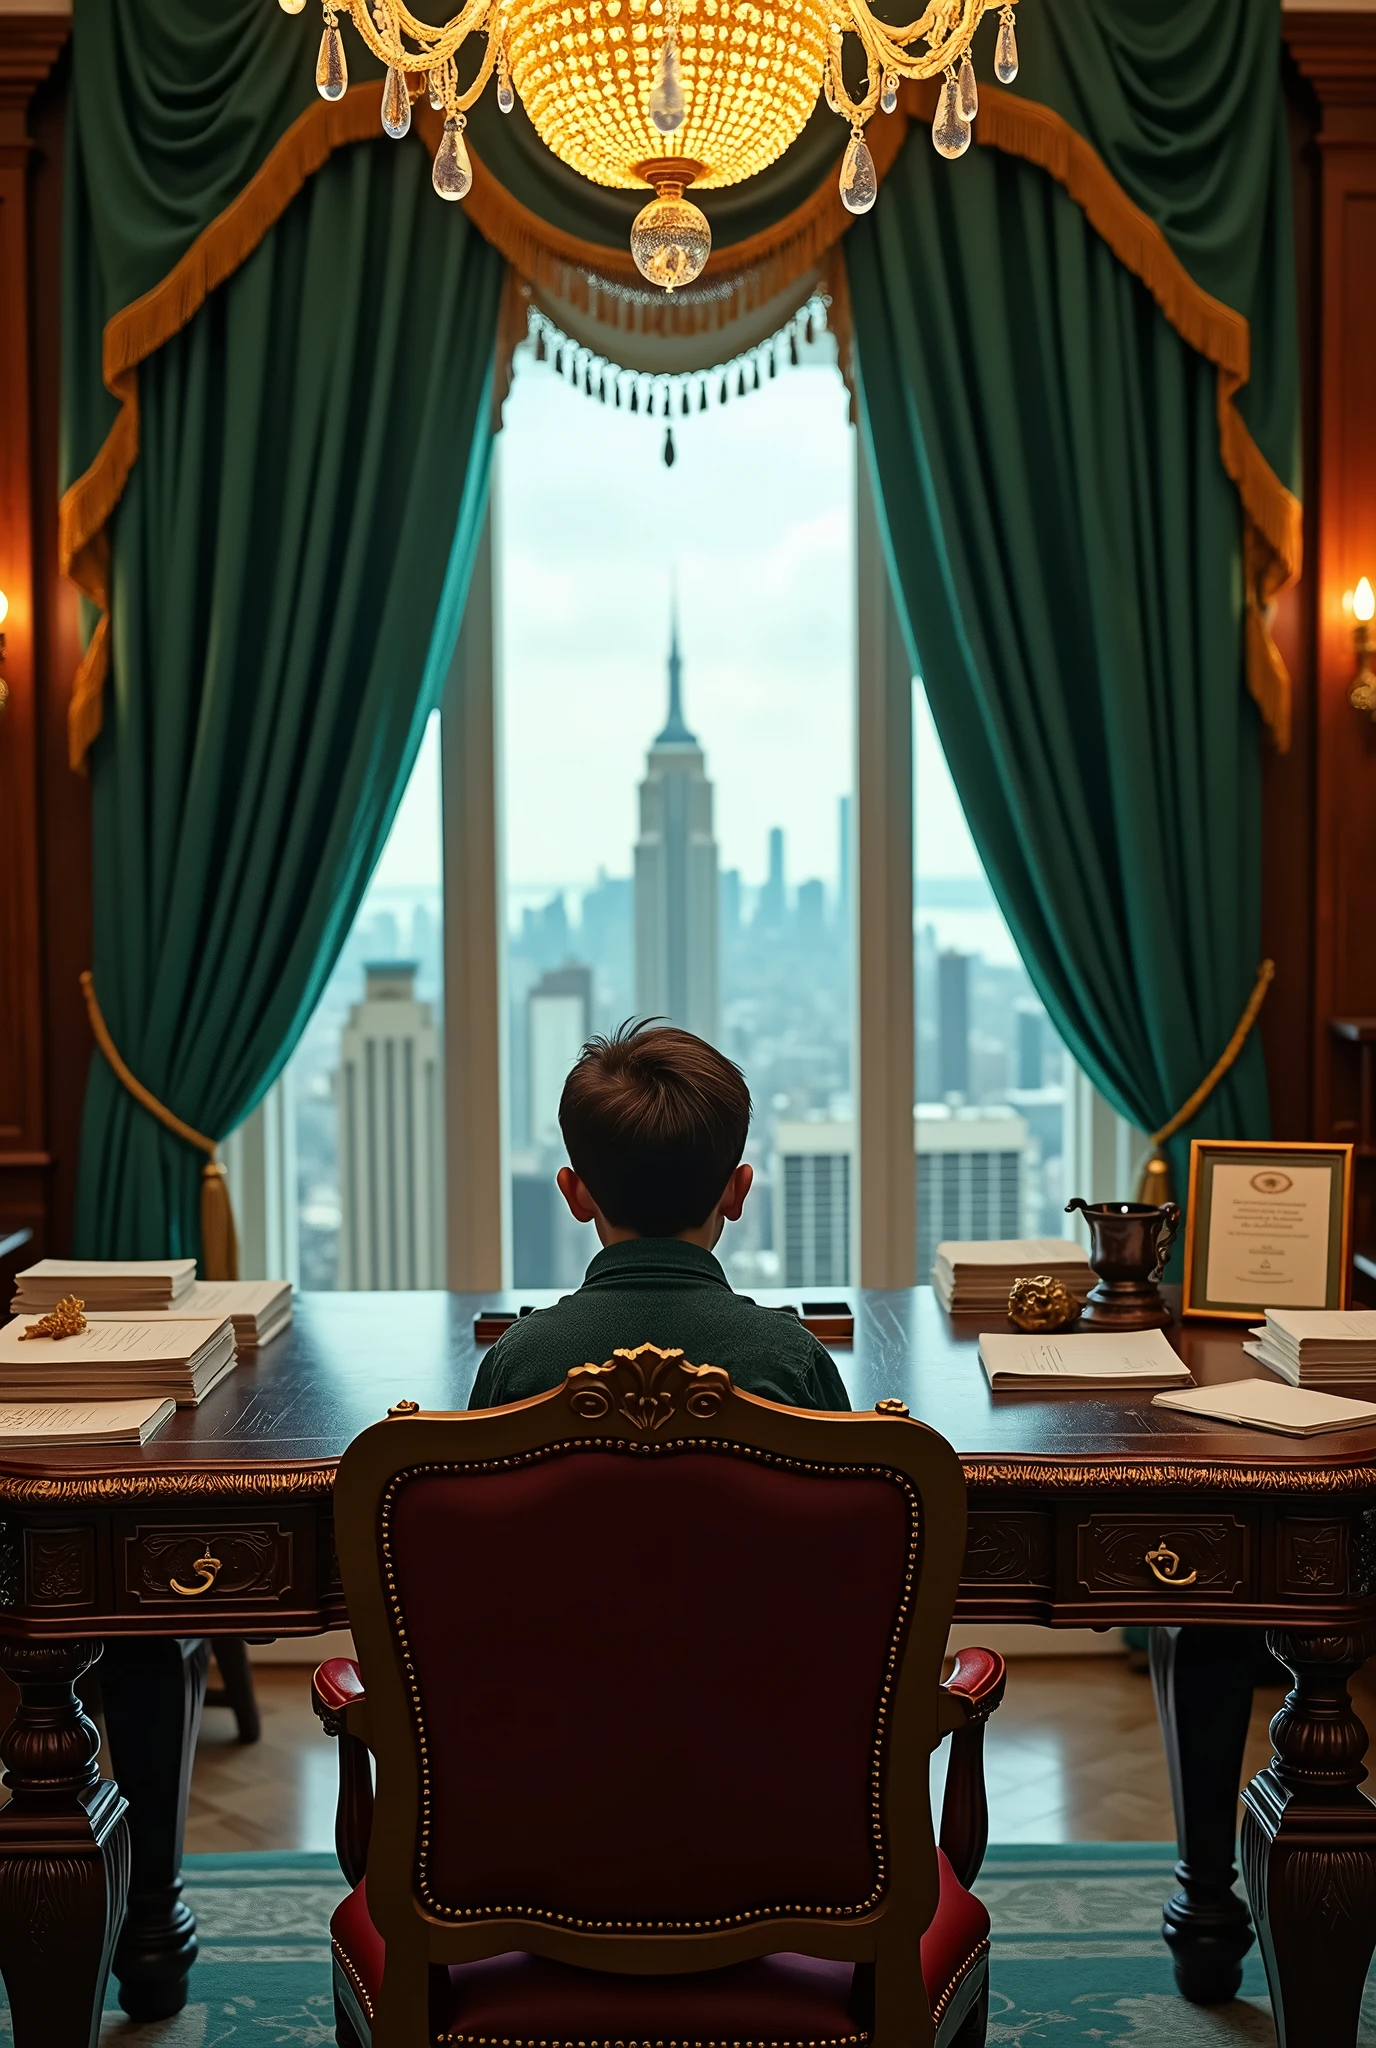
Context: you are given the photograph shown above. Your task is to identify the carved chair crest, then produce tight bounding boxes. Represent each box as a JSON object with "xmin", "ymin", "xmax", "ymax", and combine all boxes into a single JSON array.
[{"xmin": 565, "ymin": 1342, "xmax": 731, "ymax": 1432}]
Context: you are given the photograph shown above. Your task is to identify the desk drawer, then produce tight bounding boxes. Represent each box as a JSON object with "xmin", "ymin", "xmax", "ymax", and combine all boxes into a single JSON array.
[
  {"xmin": 1075, "ymin": 1512, "xmax": 1249, "ymax": 1597},
  {"xmin": 116, "ymin": 1519, "xmax": 297, "ymax": 1611}
]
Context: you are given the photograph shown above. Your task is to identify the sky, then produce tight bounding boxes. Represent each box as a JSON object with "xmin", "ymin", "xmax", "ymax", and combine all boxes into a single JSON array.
[{"xmin": 369, "ymin": 345, "xmax": 984, "ymax": 899}]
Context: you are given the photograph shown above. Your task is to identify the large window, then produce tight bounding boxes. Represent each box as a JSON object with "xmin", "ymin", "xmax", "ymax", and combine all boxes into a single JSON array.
[
  {"xmin": 498, "ymin": 337, "xmax": 856, "ymax": 1291},
  {"xmin": 231, "ymin": 320, "xmax": 1129, "ymax": 1294},
  {"xmin": 913, "ymin": 689, "xmax": 1069, "ymax": 1280}
]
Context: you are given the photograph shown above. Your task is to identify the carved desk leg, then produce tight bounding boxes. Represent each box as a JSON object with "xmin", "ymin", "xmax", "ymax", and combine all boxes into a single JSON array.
[
  {"xmin": 1240, "ymin": 1629, "xmax": 1376, "ymax": 2048},
  {"xmin": 101, "ymin": 1635, "xmax": 210, "ymax": 2021},
  {"xmin": 0, "ymin": 1640, "xmax": 130, "ymax": 2048},
  {"xmin": 1149, "ymin": 1625, "xmax": 1257, "ymax": 2002}
]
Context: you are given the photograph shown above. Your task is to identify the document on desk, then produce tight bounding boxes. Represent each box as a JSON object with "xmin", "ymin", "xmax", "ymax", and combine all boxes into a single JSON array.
[
  {"xmin": 978, "ymin": 1327, "xmax": 1192, "ymax": 1389},
  {"xmin": 1153, "ymin": 1379, "xmax": 1376, "ymax": 1437},
  {"xmin": 0, "ymin": 1398, "xmax": 176, "ymax": 1445}
]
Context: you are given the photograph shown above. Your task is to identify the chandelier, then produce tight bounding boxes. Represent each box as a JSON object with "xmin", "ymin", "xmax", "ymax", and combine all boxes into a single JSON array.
[{"xmin": 287, "ymin": 0, "xmax": 1021, "ymax": 289}]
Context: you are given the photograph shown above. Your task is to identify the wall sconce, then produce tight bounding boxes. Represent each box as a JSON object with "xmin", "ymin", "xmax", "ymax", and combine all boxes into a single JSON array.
[{"xmin": 1350, "ymin": 576, "xmax": 1376, "ymax": 719}]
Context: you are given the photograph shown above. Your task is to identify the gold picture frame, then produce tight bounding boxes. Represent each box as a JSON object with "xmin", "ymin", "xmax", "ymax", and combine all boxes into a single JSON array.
[{"xmin": 1181, "ymin": 1138, "xmax": 1354, "ymax": 1322}]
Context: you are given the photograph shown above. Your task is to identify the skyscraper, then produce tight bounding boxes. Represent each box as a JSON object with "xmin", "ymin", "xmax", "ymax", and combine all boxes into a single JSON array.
[
  {"xmin": 774, "ymin": 1119, "xmax": 852, "ymax": 1286},
  {"xmin": 937, "ymin": 949, "xmax": 971, "ymax": 1100},
  {"xmin": 634, "ymin": 604, "xmax": 719, "ymax": 1038},
  {"xmin": 757, "ymin": 826, "xmax": 786, "ymax": 927},
  {"xmin": 1015, "ymin": 1001, "xmax": 1045, "ymax": 1090},
  {"xmin": 337, "ymin": 962, "xmax": 444, "ymax": 1288},
  {"xmin": 528, "ymin": 963, "xmax": 591, "ymax": 1149}
]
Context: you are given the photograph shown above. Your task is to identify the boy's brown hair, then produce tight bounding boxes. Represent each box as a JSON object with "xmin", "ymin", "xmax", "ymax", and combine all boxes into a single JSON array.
[{"xmin": 558, "ymin": 1020, "xmax": 752, "ymax": 1236}]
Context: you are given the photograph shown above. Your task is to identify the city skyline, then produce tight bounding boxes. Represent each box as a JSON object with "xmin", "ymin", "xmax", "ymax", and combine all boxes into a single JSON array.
[{"xmin": 287, "ymin": 349, "xmax": 1065, "ymax": 1289}]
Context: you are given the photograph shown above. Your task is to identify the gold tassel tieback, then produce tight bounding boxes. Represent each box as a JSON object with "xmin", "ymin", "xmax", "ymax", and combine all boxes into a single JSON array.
[
  {"xmin": 1136, "ymin": 960, "xmax": 1276, "ymax": 1206},
  {"xmin": 79, "ymin": 971, "xmax": 240, "ymax": 1281}
]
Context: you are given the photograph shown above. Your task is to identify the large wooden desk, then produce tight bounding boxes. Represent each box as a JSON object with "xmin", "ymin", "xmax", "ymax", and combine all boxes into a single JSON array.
[{"xmin": 0, "ymin": 1288, "xmax": 1373, "ymax": 2048}]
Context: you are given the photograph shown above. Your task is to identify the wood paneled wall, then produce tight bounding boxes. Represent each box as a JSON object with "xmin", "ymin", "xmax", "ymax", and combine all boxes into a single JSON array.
[
  {"xmin": 2, "ymin": 15, "xmax": 1374, "ymax": 1262},
  {"xmin": 0, "ymin": 22, "xmax": 89, "ymax": 1264},
  {"xmin": 1275, "ymin": 12, "xmax": 1376, "ymax": 1265}
]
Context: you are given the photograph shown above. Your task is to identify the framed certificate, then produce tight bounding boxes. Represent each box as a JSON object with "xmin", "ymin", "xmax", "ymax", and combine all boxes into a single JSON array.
[{"xmin": 1182, "ymin": 1139, "xmax": 1354, "ymax": 1321}]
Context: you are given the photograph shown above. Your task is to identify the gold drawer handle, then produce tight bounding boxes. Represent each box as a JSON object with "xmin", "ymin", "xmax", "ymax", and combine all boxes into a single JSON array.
[
  {"xmin": 1145, "ymin": 1541, "xmax": 1197, "ymax": 1587},
  {"xmin": 169, "ymin": 1551, "xmax": 223, "ymax": 1597}
]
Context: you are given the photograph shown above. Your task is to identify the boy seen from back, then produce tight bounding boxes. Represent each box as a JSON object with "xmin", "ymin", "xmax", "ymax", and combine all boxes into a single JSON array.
[{"xmin": 469, "ymin": 1021, "xmax": 849, "ymax": 1412}]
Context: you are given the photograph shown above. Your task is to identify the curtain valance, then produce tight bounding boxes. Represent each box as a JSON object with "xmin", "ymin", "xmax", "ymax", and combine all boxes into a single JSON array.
[{"xmin": 63, "ymin": 0, "xmax": 1299, "ymax": 764}]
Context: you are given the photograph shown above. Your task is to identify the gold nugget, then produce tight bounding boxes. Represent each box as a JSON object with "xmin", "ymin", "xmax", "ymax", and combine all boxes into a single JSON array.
[
  {"xmin": 19, "ymin": 1295, "xmax": 88, "ymax": 1340},
  {"xmin": 1007, "ymin": 1274, "xmax": 1077, "ymax": 1333}
]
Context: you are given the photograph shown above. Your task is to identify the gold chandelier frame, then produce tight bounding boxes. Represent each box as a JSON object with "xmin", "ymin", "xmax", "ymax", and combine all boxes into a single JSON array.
[{"xmin": 291, "ymin": 0, "xmax": 1020, "ymax": 282}]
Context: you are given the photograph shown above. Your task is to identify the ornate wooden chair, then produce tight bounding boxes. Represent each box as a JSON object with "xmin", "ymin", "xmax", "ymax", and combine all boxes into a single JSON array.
[{"xmin": 313, "ymin": 1345, "xmax": 1006, "ymax": 2048}]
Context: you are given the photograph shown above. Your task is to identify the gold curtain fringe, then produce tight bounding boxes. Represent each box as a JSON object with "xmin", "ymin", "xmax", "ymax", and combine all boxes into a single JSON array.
[
  {"xmin": 79, "ymin": 971, "xmax": 240, "ymax": 1280},
  {"xmin": 907, "ymin": 78, "xmax": 1303, "ymax": 751},
  {"xmin": 1134, "ymin": 958, "xmax": 1276, "ymax": 1204},
  {"xmin": 421, "ymin": 99, "xmax": 908, "ymax": 339},
  {"xmin": 59, "ymin": 87, "xmax": 383, "ymax": 769}
]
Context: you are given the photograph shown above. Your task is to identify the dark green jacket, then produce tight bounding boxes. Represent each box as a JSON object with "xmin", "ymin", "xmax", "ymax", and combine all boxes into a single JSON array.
[{"xmin": 469, "ymin": 1238, "xmax": 850, "ymax": 1413}]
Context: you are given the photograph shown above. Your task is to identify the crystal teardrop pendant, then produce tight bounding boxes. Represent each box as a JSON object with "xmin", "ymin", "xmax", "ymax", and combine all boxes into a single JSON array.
[
  {"xmin": 838, "ymin": 129, "xmax": 877, "ymax": 213},
  {"xmin": 427, "ymin": 69, "xmax": 445, "ymax": 109},
  {"xmin": 957, "ymin": 52, "xmax": 978, "ymax": 120},
  {"xmin": 932, "ymin": 74, "xmax": 970, "ymax": 157},
  {"xmin": 316, "ymin": 18, "xmax": 347, "ymax": 99},
  {"xmin": 381, "ymin": 65, "xmax": 411, "ymax": 138},
  {"xmin": 880, "ymin": 73, "xmax": 897, "ymax": 115},
  {"xmin": 432, "ymin": 114, "xmax": 472, "ymax": 200},
  {"xmin": 497, "ymin": 68, "xmax": 515, "ymax": 113},
  {"xmin": 995, "ymin": 11, "xmax": 1018, "ymax": 83},
  {"xmin": 279, "ymin": 0, "xmax": 307, "ymax": 16},
  {"xmin": 650, "ymin": 40, "xmax": 685, "ymax": 134},
  {"xmin": 630, "ymin": 189, "xmax": 710, "ymax": 289}
]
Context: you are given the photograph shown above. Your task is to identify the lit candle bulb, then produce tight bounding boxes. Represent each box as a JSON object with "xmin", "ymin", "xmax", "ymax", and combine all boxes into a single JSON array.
[{"xmin": 1350, "ymin": 576, "xmax": 1376, "ymax": 719}]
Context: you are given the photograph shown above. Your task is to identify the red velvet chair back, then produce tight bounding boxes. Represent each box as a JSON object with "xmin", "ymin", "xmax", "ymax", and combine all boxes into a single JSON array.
[{"xmin": 334, "ymin": 1346, "xmax": 967, "ymax": 1991}]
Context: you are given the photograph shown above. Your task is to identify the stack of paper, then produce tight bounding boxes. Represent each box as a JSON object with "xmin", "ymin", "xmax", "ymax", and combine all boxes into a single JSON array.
[
  {"xmin": 934, "ymin": 1239, "xmax": 1097, "ymax": 1314},
  {"xmin": 1154, "ymin": 1379, "xmax": 1376, "ymax": 1438},
  {"xmin": 0, "ymin": 1317, "xmax": 236, "ymax": 1407},
  {"xmin": 978, "ymin": 1327, "xmax": 1191, "ymax": 1390},
  {"xmin": 1248, "ymin": 1310, "xmax": 1376, "ymax": 1388},
  {"xmin": 0, "ymin": 1398, "xmax": 176, "ymax": 1447},
  {"xmin": 12, "ymin": 1259, "xmax": 196, "ymax": 1315},
  {"xmin": 87, "ymin": 1279, "xmax": 292, "ymax": 1351}
]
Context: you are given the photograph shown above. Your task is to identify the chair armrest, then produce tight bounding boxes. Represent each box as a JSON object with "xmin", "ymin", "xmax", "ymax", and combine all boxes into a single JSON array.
[
  {"xmin": 311, "ymin": 1659, "xmax": 374, "ymax": 1888},
  {"xmin": 312, "ymin": 1657, "xmax": 367, "ymax": 1728},
  {"xmin": 944, "ymin": 1646, "xmax": 1007, "ymax": 1718},
  {"xmin": 937, "ymin": 1647, "xmax": 1007, "ymax": 1891}
]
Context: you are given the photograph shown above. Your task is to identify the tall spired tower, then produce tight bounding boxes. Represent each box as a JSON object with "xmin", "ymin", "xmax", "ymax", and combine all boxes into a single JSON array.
[{"xmin": 634, "ymin": 604, "xmax": 720, "ymax": 1039}]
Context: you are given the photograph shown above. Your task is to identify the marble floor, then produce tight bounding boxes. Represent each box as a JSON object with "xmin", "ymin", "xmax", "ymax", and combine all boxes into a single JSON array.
[{"xmin": 182, "ymin": 1652, "xmax": 1376, "ymax": 1855}]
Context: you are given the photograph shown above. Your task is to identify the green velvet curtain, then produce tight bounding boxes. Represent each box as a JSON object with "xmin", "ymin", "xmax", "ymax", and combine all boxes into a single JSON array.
[
  {"xmin": 65, "ymin": 0, "xmax": 505, "ymax": 1259},
  {"xmin": 847, "ymin": 0, "xmax": 1298, "ymax": 1202}
]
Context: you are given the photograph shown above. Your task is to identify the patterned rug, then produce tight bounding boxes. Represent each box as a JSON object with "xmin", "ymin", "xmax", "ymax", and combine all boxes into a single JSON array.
[{"xmin": 0, "ymin": 1845, "xmax": 1369, "ymax": 2046}]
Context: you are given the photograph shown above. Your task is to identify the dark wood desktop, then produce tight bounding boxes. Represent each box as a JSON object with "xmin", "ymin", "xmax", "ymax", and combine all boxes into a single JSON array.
[{"xmin": 0, "ymin": 1287, "xmax": 1372, "ymax": 2048}]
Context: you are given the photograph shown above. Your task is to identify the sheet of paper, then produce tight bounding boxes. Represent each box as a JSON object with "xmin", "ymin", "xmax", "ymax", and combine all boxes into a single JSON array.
[
  {"xmin": 937, "ymin": 1239, "xmax": 1090, "ymax": 1267},
  {"xmin": 17, "ymin": 1259, "xmax": 197, "ymax": 1284},
  {"xmin": 978, "ymin": 1328, "xmax": 1189, "ymax": 1383},
  {"xmin": 1154, "ymin": 1380, "xmax": 1376, "ymax": 1435},
  {"xmin": 0, "ymin": 1317, "xmax": 230, "ymax": 1364},
  {"xmin": 0, "ymin": 1398, "xmax": 175, "ymax": 1440},
  {"xmin": 1203, "ymin": 1163, "xmax": 1333, "ymax": 1307},
  {"xmin": 1264, "ymin": 1309, "xmax": 1376, "ymax": 1344},
  {"xmin": 84, "ymin": 1281, "xmax": 290, "ymax": 1322}
]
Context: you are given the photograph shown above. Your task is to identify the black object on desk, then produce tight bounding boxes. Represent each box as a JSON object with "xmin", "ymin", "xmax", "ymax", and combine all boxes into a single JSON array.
[{"xmin": 0, "ymin": 1286, "xmax": 1372, "ymax": 2048}]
